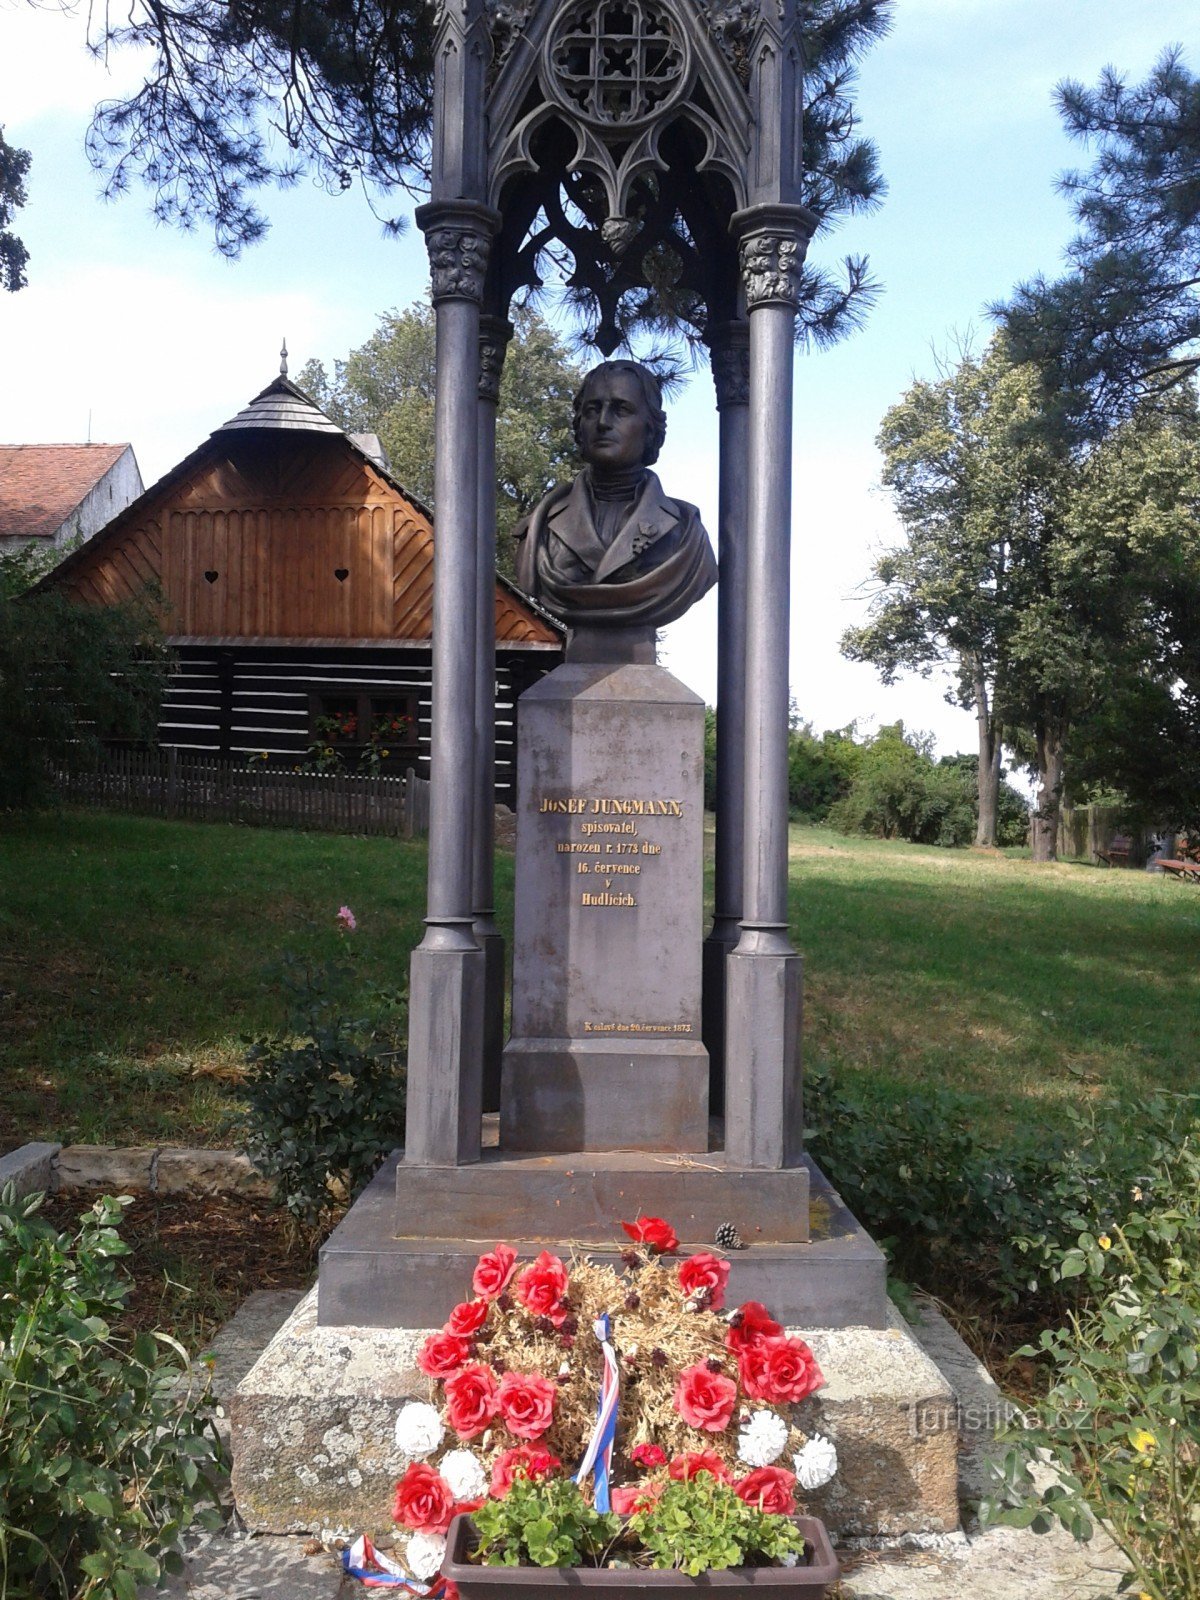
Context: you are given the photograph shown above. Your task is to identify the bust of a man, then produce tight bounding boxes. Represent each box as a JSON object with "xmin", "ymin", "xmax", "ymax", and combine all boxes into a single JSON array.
[{"xmin": 514, "ymin": 361, "xmax": 717, "ymax": 631}]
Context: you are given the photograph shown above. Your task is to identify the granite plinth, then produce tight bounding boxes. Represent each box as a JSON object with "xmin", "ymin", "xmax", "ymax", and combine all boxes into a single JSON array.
[
  {"xmin": 501, "ymin": 661, "xmax": 710, "ymax": 1153},
  {"xmin": 320, "ymin": 1153, "xmax": 883, "ymax": 1330}
]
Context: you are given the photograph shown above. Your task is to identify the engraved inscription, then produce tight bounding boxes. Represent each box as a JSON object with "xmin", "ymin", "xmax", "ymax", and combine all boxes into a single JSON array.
[{"xmin": 537, "ymin": 791, "xmax": 683, "ymax": 911}]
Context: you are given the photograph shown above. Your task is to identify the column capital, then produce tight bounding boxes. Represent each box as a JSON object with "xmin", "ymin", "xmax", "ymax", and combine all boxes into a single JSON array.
[
  {"xmin": 707, "ymin": 320, "xmax": 750, "ymax": 411},
  {"xmin": 415, "ymin": 201, "xmax": 502, "ymax": 304},
  {"xmin": 731, "ymin": 203, "xmax": 817, "ymax": 311},
  {"xmin": 478, "ymin": 315, "xmax": 514, "ymax": 403}
]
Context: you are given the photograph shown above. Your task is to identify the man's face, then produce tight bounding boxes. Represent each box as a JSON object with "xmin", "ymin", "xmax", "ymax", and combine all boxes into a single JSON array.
[{"xmin": 577, "ymin": 370, "xmax": 651, "ymax": 472}]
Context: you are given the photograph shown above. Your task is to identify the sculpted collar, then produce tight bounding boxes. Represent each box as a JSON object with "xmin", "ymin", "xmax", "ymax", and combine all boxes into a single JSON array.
[{"xmin": 547, "ymin": 469, "xmax": 680, "ymax": 583}]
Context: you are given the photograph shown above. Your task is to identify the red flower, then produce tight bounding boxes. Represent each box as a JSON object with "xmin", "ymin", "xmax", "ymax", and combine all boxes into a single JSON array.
[
  {"xmin": 445, "ymin": 1298, "xmax": 490, "ymax": 1339},
  {"xmin": 725, "ymin": 1300, "xmax": 783, "ymax": 1354},
  {"xmin": 392, "ymin": 1462, "xmax": 457, "ymax": 1533},
  {"xmin": 668, "ymin": 1450, "xmax": 731, "ymax": 1482},
  {"xmin": 620, "ymin": 1216, "xmax": 679, "ymax": 1255},
  {"xmin": 444, "ymin": 1362, "xmax": 501, "ymax": 1438},
  {"xmin": 514, "ymin": 1251, "xmax": 570, "ymax": 1326},
  {"xmin": 417, "ymin": 1331, "xmax": 472, "ymax": 1380},
  {"xmin": 739, "ymin": 1336, "xmax": 824, "ymax": 1404},
  {"xmin": 734, "ymin": 1466, "xmax": 797, "ymax": 1517},
  {"xmin": 490, "ymin": 1445, "xmax": 561, "ymax": 1497},
  {"xmin": 629, "ymin": 1442, "xmax": 667, "ymax": 1470},
  {"xmin": 497, "ymin": 1371, "xmax": 557, "ymax": 1440},
  {"xmin": 472, "ymin": 1244, "xmax": 518, "ymax": 1300},
  {"xmin": 454, "ymin": 1497, "xmax": 486, "ymax": 1517},
  {"xmin": 612, "ymin": 1480, "xmax": 665, "ymax": 1516},
  {"xmin": 678, "ymin": 1252, "xmax": 731, "ymax": 1311},
  {"xmin": 674, "ymin": 1360, "xmax": 738, "ymax": 1432}
]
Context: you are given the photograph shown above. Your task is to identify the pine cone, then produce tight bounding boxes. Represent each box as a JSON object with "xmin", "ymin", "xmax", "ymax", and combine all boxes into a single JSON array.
[{"xmin": 714, "ymin": 1221, "xmax": 745, "ymax": 1250}]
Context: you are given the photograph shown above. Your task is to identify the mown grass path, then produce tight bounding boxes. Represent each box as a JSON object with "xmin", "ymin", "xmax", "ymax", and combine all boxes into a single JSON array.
[{"xmin": 2, "ymin": 810, "xmax": 1195, "ymax": 1146}]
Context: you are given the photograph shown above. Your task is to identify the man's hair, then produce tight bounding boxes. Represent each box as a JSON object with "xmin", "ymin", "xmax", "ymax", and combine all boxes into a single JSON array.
[{"xmin": 572, "ymin": 360, "xmax": 667, "ymax": 466}]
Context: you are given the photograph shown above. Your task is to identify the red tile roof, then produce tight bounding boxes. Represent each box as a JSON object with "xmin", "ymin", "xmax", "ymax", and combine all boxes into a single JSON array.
[{"xmin": 0, "ymin": 443, "xmax": 130, "ymax": 541}]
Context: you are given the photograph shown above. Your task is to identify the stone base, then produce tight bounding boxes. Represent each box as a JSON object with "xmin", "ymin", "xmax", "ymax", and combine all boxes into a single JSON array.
[
  {"xmin": 499, "ymin": 1036, "xmax": 711, "ymax": 1152},
  {"xmin": 320, "ymin": 1153, "xmax": 884, "ymax": 1329},
  {"xmin": 231, "ymin": 1290, "xmax": 956, "ymax": 1540}
]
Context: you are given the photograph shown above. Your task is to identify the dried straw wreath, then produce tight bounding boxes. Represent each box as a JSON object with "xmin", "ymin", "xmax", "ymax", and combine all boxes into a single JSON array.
[{"xmin": 377, "ymin": 1217, "xmax": 838, "ymax": 1587}]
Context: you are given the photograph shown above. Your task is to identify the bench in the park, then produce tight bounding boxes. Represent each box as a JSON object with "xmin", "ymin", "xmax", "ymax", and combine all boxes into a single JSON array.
[
  {"xmin": 1158, "ymin": 858, "xmax": 1200, "ymax": 883},
  {"xmin": 1097, "ymin": 834, "xmax": 1132, "ymax": 866}
]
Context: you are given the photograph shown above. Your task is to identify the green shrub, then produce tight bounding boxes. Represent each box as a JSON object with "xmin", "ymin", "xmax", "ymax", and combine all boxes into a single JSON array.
[
  {"xmin": 0, "ymin": 1187, "xmax": 223, "ymax": 1599},
  {"xmin": 238, "ymin": 953, "xmax": 407, "ymax": 1233},
  {"xmin": 984, "ymin": 1094, "xmax": 1200, "ymax": 1600}
]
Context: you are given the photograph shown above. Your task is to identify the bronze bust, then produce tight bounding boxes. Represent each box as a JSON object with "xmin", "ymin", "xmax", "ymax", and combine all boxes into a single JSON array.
[{"xmin": 514, "ymin": 361, "xmax": 717, "ymax": 630}]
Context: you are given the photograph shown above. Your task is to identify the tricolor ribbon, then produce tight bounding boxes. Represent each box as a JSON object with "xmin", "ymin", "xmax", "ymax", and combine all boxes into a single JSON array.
[
  {"xmin": 574, "ymin": 1312, "xmax": 620, "ymax": 1513},
  {"xmin": 340, "ymin": 1534, "xmax": 444, "ymax": 1593}
]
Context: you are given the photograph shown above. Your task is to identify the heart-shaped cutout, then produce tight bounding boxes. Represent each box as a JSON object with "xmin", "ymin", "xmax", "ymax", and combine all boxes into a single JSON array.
[
  {"xmin": 334, "ymin": 567, "xmax": 349, "ymax": 582},
  {"xmin": 204, "ymin": 570, "xmax": 219, "ymax": 583}
]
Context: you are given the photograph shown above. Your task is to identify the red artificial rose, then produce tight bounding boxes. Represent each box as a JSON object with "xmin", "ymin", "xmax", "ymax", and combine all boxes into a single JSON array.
[
  {"xmin": 490, "ymin": 1444, "xmax": 561, "ymax": 1497},
  {"xmin": 445, "ymin": 1298, "xmax": 490, "ymax": 1339},
  {"xmin": 677, "ymin": 1252, "xmax": 731, "ymax": 1311},
  {"xmin": 620, "ymin": 1216, "xmax": 679, "ymax": 1255},
  {"xmin": 725, "ymin": 1300, "xmax": 784, "ymax": 1354},
  {"xmin": 514, "ymin": 1250, "xmax": 570, "ymax": 1325},
  {"xmin": 668, "ymin": 1450, "xmax": 731, "ymax": 1483},
  {"xmin": 392, "ymin": 1462, "xmax": 457, "ymax": 1533},
  {"xmin": 739, "ymin": 1335, "xmax": 824, "ymax": 1404},
  {"xmin": 674, "ymin": 1360, "xmax": 738, "ymax": 1432},
  {"xmin": 734, "ymin": 1466, "xmax": 797, "ymax": 1517},
  {"xmin": 497, "ymin": 1370, "xmax": 557, "ymax": 1440},
  {"xmin": 629, "ymin": 1442, "xmax": 667, "ymax": 1469},
  {"xmin": 444, "ymin": 1361, "xmax": 501, "ymax": 1438},
  {"xmin": 612, "ymin": 1480, "xmax": 664, "ymax": 1516},
  {"xmin": 472, "ymin": 1244, "xmax": 518, "ymax": 1300},
  {"xmin": 417, "ymin": 1330, "xmax": 473, "ymax": 1380}
]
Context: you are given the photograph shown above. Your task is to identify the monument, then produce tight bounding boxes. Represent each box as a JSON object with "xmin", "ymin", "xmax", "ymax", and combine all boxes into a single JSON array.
[{"xmin": 230, "ymin": 0, "xmax": 961, "ymax": 1543}]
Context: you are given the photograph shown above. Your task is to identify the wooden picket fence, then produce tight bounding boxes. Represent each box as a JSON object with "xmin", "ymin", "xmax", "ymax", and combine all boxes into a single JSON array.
[{"xmin": 56, "ymin": 747, "xmax": 431, "ymax": 838}]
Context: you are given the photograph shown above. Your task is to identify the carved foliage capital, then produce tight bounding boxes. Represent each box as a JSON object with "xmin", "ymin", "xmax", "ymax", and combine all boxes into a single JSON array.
[
  {"xmin": 478, "ymin": 317, "xmax": 513, "ymax": 402},
  {"xmin": 738, "ymin": 230, "xmax": 803, "ymax": 309},
  {"xmin": 425, "ymin": 225, "xmax": 492, "ymax": 303}
]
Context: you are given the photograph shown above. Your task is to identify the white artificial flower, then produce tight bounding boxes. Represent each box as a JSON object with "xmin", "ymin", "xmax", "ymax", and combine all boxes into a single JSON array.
[
  {"xmin": 440, "ymin": 1448, "xmax": 488, "ymax": 1501},
  {"xmin": 736, "ymin": 1409, "xmax": 790, "ymax": 1468},
  {"xmin": 394, "ymin": 1401, "xmax": 445, "ymax": 1457},
  {"xmin": 793, "ymin": 1434, "xmax": 838, "ymax": 1490},
  {"xmin": 406, "ymin": 1532, "xmax": 448, "ymax": 1581}
]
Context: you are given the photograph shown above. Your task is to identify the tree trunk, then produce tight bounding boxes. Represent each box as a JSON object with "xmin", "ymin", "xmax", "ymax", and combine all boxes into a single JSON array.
[
  {"xmin": 973, "ymin": 669, "xmax": 1001, "ymax": 848},
  {"xmin": 1031, "ymin": 723, "xmax": 1064, "ymax": 863}
]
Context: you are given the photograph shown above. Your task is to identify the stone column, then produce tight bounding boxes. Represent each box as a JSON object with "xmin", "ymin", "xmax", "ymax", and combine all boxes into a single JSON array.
[
  {"xmin": 476, "ymin": 316, "xmax": 512, "ymax": 1113},
  {"xmin": 405, "ymin": 201, "xmax": 499, "ymax": 1166},
  {"xmin": 701, "ymin": 320, "xmax": 750, "ymax": 1116},
  {"xmin": 724, "ymin": 209, "xmax": 810, "ymax": 1170}
]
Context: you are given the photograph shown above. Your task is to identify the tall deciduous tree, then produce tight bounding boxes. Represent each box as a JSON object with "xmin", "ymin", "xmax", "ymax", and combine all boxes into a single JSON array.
[
  {"xmin": 999, "ymin": 47, "xmax": 1200, "ymax": 435},
  {"xmin": 0, "ymin": 125, "xmax": 31, "ymax": 291},
  {"xmin": 31, "ymin": 0, "xmax": 891, "ymax": 349},
  {"xmin": 297, "ymin": 303, "xmax": 583, "ymax": 574}
]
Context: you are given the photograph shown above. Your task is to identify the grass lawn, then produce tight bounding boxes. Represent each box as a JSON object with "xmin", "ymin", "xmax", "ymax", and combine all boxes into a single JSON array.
[{"xmin": 1, "ymin": 808, "xmax": 1196, "ymax": 1148}]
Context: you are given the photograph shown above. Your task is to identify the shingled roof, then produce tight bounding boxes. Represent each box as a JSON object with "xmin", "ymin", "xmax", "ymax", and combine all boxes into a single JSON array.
[{"xmin": 0, "ymin": 443, "xmax": 132, "ymax": 542}]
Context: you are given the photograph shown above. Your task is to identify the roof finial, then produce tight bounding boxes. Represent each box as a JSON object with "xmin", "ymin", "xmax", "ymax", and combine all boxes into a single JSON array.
[{"xmin": 280, "ymin": 338, "xmax": 289, "ymax": 377}]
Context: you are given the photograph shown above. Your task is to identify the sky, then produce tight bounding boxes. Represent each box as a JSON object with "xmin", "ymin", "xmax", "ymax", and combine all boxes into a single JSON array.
[{"xmin": 1, "ymin": 0, "xmax": 1196, "ymax": 758}]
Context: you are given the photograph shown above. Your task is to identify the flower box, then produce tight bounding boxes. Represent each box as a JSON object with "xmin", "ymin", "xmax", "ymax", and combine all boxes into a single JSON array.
[{"xmin": 441, "ymin": 1512, "xmax": 840, "ymax": 1598}]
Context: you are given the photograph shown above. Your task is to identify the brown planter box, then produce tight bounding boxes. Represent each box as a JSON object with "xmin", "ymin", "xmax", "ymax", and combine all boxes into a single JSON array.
[{"xmin": 442, "ymin": 1514, "xmax": 839, "ymax": 1598}]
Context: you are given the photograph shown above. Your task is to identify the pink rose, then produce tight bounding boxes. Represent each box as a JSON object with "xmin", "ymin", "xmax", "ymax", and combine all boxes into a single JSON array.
[
  {"xmin": 612, "ymin": 1481, "xmax": 664, "ymax": 1516},
  {"xmin": 445, "ymin": 1298, "xmax": 490, "ymax": 1339},
  {"xmin": 668, "ymin": 1450, "xmax": 731, "ymax": 1482},
  {"xmin": 725, "ymin": 1300, "xmax": 783, "ymax": 1354},
  {"xmin": 620, "ymin": 1216, "xmax": 679, "ymax": 1254},
  {"xmin": 734, "ymin": 1466, "xmax": 797, "ymax": 1516},
  {"xmin": 673, "ymin": 1360, "xmax": 738, "ymax": 1432},
  {"xmin": 472, "ymin": 1244, "xmax": 518, "ymax": 1300},
  {"xmin": 739, "ymin": 1335, "xmax": 824, "ymax": 1404},
  {"xmin": 629, "ymin": 1442, "xmax": 667, "ymax": 1469},
  {"xmin": 444, "ymin": 1362, "xmax": 501, "ymax": 1439},
  {"xmin": 417, "ymin": 1330, "xmax": 472, "ymax": 1379},
  {"xmin": 514, "ymin": 1251, "xmax": 570, "ymax": 1326},
  {"xmin": 678, "ymin": 1252, "xmax": 731, "ymax": 1311},
  {"xmin": 497, "ymin": 1371, "xmax": 557, "ymax": 1440},
  {"xmin": 392, "ymin": 1462, "xmax": 456, "ymax": 1533},
  {"xmin": 490, "ymin": 1445, "xmax": 561, "ymax": 1497}
]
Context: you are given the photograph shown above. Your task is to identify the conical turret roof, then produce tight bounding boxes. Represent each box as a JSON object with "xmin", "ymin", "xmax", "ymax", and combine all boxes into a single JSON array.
[{"xmin": 213, "ymin": 374, "xmax": 343, "ymax": 436}]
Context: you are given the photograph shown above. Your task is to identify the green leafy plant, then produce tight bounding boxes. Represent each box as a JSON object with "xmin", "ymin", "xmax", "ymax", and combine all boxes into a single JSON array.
[
  {"xmin": 983, "ymin": 1095, "xmax": 1200, "ymax": 1600},
  {"xmin": 467, "ymin": 1474, "xmax": 807, "ymax": 1575},
  {"xmin": 238, "ymin": 952, "xmax": 407, "ymax": 1233},
  {"xmin": 626, "ymin": 1477, "xmax": 807, "ymax": 1575},
  {"xmin": 0, "ymin": 1185, "xmax": 224, "ymax": 1600},
  {"xmin": 471, "ymin": 1477, "xmax": 620, "ymax": 1568}
]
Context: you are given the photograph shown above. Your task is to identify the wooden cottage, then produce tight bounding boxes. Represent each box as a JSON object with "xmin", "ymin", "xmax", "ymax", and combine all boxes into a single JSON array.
[{"xmin": 45, "ymin": 374, "xmax": 564, "ymax": 800}]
